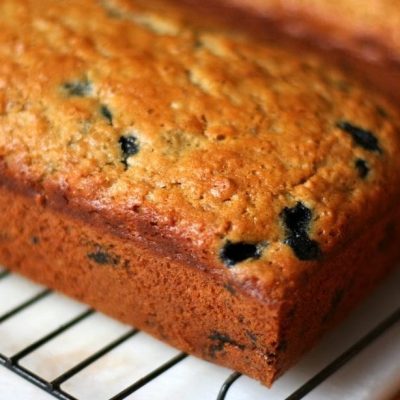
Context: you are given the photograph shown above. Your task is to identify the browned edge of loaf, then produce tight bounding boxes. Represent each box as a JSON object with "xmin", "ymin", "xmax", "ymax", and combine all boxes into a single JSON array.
[{"xmin": 1, "ymin": 178, "xmax": 400, "ymax": 386}]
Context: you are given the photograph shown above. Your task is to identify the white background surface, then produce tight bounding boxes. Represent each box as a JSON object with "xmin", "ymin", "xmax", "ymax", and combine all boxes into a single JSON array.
[{"xmin": 0, "ymin": 266, "xmax": 399, "ymax": 400}]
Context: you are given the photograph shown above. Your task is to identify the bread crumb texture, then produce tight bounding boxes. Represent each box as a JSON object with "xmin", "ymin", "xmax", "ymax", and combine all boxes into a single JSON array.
[{"xmin": 0, "ymin": 0, "xmax": 399, "ymax": 294}]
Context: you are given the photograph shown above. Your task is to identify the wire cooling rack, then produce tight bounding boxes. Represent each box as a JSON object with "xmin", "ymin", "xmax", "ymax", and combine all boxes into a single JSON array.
[{"xmin": 0, "ymin": 266, "xmax": 399, "ymax": 400}]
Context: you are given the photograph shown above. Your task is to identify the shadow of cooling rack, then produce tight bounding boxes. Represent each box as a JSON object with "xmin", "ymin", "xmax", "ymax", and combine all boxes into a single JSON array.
[{"xmin": 0, "ymin": 266, "xmax": 399, "ymax": 400}]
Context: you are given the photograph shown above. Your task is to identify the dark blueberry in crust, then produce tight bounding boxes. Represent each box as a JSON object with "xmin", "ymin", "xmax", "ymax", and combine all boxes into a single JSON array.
[
  {"xmin": 209, "ymin": 331, "xmax": 233, "ymax": 343},
  {"xmin": 119, "ymin": 135, "xmax": 139, "ymax": 167},
  {"xmin": 284, "ymin": 234, "xmax": 321, "ymax": 261},
  {"xmin": 100, "ymin": 105, "xmax": 113, "ymax": 125},
  {"xmin": 208, "ymin": 331, "xmax": 244, "ymax": 358},
  {"xmin": 266, "ymin": 351, "xmax": 278, "ymax": 366},
  {"xmin": 337, "ymin": 121, "xmax": 382, "ymax": 153},
  {"xmin": 355, "ymin": 158, "xmax": 369, "ymax": 178},
  {"xmin": 281, "ymin": 202, "xmax": 312, "ymax": 235},
  {"xmin": 63, "ymin": 80, "xmax": 92, "ymax": 97},
  {"xmin": 281, "ymin": 202, "xmax": 321, "ymax": 261},
  {"xmin": 87, "ymin": 250, "xmax": 119, "ymax": 266},
  {"xmin": 220, "ymin": 241, "xmax": 263, "ymax": 267},
  {"xmin": 31, "ymin": 236, "xmax": 40, "ymax": 245}
]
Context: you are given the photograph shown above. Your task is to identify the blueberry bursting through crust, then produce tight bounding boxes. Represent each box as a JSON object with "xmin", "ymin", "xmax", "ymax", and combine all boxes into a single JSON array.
[
  {"xmin": 281, "ymin": 202, "xmax": 321, "ymax": 261},
  {"xmin": 100, "ymin": 105, "xmax": 113, "ymax": 125},
  {"xmin": 220, "ymin": 203, "xmax": 321, "ymax": 266},
  {"xmin": 62, "ymin": 79, "xmax": 92, "ymax": 97},
  {"xmin": 336, "ymin": 121, "xmax": 382, "ymax": 153},
  {"xmin": 87, "ymin": 250, "xmax": 119, "ymax": 266},
  {"xmin": 220, "ymin": 241, "xmax": 264, "ymax": 267},
  {"xmin": 119, "ymin": 135, "xmax": 139, "ymax": 167}
]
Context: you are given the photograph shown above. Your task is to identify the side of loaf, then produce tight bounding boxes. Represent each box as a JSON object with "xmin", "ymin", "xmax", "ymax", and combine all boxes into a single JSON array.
[
  {"xmin": 0, "ymin": 0, "xmax": 400, "ymax": 386},
  {"xmin": 2, "ymin": 186, "xmax": 400, "ymax": 385}
]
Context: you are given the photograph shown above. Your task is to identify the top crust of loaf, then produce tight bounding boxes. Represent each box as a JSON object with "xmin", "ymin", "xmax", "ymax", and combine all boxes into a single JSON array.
[{"xmin": 0, "ymin": 0, "xmax": 400, "ymax": 300}]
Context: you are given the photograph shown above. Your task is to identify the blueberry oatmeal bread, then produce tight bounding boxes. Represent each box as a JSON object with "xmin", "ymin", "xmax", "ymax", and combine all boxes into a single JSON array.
[
  {"xmin": 216, "ymin": 0, "xmax": 400, "ymax": 62},
  {"xmin": 1, "ymin": 0, "xmax": 400, "ymax": 386}
]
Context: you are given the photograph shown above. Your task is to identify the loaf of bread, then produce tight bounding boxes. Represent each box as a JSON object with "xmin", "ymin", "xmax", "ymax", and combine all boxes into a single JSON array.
[
  {"xmin": 1, "ymin": 0, "xmax": 400, "ymax": 386},
  {"xmin": 217, "ymin": 0, "xmax": 400, "ymax": 62}
]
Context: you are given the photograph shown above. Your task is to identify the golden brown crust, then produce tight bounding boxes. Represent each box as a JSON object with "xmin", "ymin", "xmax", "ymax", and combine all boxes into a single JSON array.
[
  {"xmin": 1, "ymin": 0, "xmax": 400, "ymax": 295},
  {"xmin": 0, "ymin": 0, "xmax": 400, "ymax": 385}
]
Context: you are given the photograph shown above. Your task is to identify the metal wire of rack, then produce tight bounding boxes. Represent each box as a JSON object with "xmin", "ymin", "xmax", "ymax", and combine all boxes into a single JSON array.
[{"xmin": 0, "ymin": 269, "xmax": 399, "ymax": 400}]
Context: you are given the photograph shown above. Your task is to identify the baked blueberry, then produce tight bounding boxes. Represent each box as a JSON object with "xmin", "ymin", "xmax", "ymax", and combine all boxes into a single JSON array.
[
  {"xmin": 220, "ymin": 241, "xmax": 264, "ymax": 267},
  {"xmin": 281, "ymin": 202, "xmax": 321, "ymax": 261},
  {"xmin": 284, "ymin": 234, "xmax": 321, "ymax": 261},
  {"xmin": 62, "ymin": 80, "xmax": 92, "ymax": 97},
  {"xmin": 209, "ymin": 331, "xmax": 244, "ymax": 357},
  {"xmin": 31, "ymin": 236, "xmax": 40, "ymax": 245},
  {"xmin": 281, "ymin": 202, "xmax": 312, "ymax": 236},
  {"xmin": 355, "ymin": 158, "xmax": 369, "ymax": 178},
  {"xmin": 119, "ymin": 135, "xmax": 139, "ymax": 167},
  {"xmin": 87, "ymin": 250, "xmax": 119, "ymax": 266},
  {"xmin": 100, "ymin": 105, "xmax": 113, "ymax": 125},
  {"xmin": 209, "ymin": 331, "xmax": 233, "ymax": 343},
  {"xmin": 337, "ymin": 121, "xmax": 381, "ymax": 152}
]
